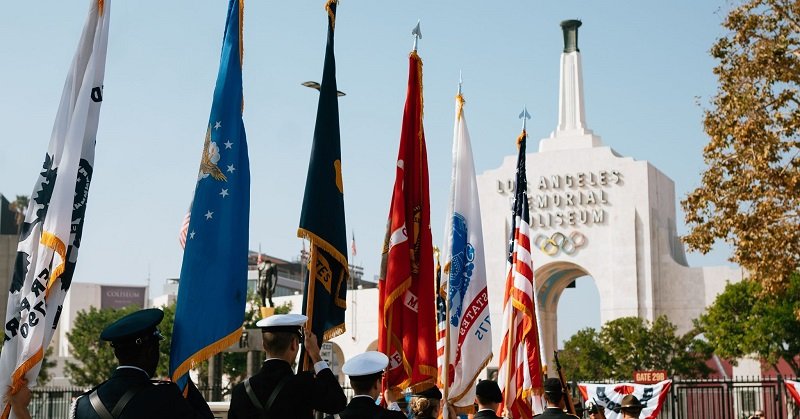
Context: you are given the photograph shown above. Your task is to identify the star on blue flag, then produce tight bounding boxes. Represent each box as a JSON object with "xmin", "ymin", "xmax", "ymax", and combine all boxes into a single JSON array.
[{"xmin": 169, "ymin": 0, "xmax": 250, "ymax": 391}]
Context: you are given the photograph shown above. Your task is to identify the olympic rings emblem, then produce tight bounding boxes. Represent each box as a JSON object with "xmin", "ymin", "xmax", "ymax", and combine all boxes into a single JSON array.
[{"xmin": 533, "ymin": 231, "xmax": 587, "ymax": 256}]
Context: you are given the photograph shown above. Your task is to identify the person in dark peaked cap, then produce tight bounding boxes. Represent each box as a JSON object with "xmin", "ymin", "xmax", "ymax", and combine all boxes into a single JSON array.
[
  {"xmin": 326, "ymin": 351, "xmax": 405, "ymax": 419},
  {"xmin": 533, "ymin": 378, "xmax": 579, "ymax": 419},
  {"xmin": 227, "ymin": 313, "xmax": 346, "ymax": 419},
  {"xmin": 72, "ymin": 308, "xmax": 213, "ymax": 419},
  {"xmin": 474, "ymin": 380, "xmax": 503, "ymax": 419}
]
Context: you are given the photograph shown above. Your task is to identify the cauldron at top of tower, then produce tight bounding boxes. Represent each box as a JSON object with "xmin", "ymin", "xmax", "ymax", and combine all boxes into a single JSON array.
[
  {"xmin": 540, "ymin": 20, "xmax": 604, "ymax": 152},
  {"xmin": 561, "ymin": 19, "xmax": 581, "ymax": 53}
]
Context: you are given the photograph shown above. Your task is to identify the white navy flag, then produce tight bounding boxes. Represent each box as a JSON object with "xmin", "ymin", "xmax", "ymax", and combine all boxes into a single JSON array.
[
  {"xmin": 439, "ymin": 91, "xmax": 492, "ymax": 416},
  {"xmin": 0, "ymin": 1, "xmax": 110, "ymax": 416}
]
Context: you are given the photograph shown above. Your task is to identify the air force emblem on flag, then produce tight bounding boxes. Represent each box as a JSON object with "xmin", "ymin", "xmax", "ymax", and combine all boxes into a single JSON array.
[{"xmin": 199, "ymin": 125, "xmax": 228, "ymax": 182}]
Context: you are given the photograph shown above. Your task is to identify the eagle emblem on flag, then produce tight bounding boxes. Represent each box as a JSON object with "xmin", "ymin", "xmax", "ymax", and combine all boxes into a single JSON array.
[{"xmin": 199, "ymin": 125, "xmax": 227, "ymax": 182}]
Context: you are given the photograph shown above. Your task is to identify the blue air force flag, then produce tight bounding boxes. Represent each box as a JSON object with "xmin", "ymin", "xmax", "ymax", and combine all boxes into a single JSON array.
[
  {"xmin": 0, "ymin": 1, "xmax": 110, "ymax": 417},
  {"xmin": 439, "ymin": 91, "xmax": 492, "ymax": 416},
  {"xmin": 169, "ymin": 0, "xmax": 250, "ymax": 390}
]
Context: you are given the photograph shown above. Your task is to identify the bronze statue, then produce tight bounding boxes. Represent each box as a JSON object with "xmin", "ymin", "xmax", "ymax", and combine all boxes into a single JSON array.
[{"xmin": 257, "ymin": 261, "xmax": 278, "ymax": 308}]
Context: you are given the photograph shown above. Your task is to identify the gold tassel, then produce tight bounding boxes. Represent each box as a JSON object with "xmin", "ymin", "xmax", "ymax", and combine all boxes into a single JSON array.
[
  {"xmin": 517, "ymin": 130, "xmax": 527, "ymax": 150},
  {"xmin": 456, "ymin": 94, "xmax": 465, "ymax": 121}
]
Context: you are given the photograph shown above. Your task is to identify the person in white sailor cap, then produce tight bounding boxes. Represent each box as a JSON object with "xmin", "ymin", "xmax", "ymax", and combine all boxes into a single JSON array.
[
  {"xmin": 325, "ymin": 351, "xmax": 406, "ymax": 419},
  {"xmin": 228, "ymin": 314, "xmax": 346, "ymax": 418}
]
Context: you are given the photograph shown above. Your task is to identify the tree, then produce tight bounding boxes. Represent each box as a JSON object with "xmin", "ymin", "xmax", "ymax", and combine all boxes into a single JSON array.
[
  {"xmin": 697, "ymin": 272, "xmax": 800, "ymax": 375},
  {"xmin": 558, "ymin": 328, "xmax": 614, "ymax": 381},
  {"xmin": 682, "ymin": 0, "xmax": 800, "ymax": 293},
  {"xmin": 66, "ymin": 304, "xmax": 179, "ymax": 386},
  {"xmin": 38, "ymin": 345, "xmax": 57, "ymax": 386},
  {"xmin": 558, "ymin": 316, "xmax": 713, "ymax": 380},
  {"xmin": 65, "ymin": 305, "xmax": 140, "ymax": 386}
]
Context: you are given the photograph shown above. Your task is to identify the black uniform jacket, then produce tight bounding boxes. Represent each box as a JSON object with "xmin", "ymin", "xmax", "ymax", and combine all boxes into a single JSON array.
[
  {"xmin": 533, "ymin": 407, "xmax": 580, "ymax": 419},
  {"xmin": 331, "ymin": 396, "xmax": 407, "ymax": 419},
  {"xmin": 474, "ymin": 408, "xmax": 503, "ymax": 419},
  {"xmin": 73, "ymin": 367, "xmax": 213, "ymax": 419},
  {"xmin": 228, "ymin": 359, "xmax": 347, "ymax": 419}
]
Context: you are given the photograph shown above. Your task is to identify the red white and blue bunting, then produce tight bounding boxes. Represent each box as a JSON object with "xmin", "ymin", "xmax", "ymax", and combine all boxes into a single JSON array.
[
  {"xmin": 786, "ymin": 379, "xmax": 800, "ymax": 404},
  {"xmin": 579, "ymin": 380, "xmax": 672, "ymax": 419}
]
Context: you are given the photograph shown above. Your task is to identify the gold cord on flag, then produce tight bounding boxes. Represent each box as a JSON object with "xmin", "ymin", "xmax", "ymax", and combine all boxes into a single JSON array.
[{"xmin": 98, "ymin": 0, "xmax": 104, "ymax": 16}]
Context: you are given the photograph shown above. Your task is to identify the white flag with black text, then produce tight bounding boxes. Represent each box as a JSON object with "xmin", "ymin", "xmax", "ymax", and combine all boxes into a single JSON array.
[{"xmin": 0, "ymin": 1, "xmax": 110, "ymax": 417}]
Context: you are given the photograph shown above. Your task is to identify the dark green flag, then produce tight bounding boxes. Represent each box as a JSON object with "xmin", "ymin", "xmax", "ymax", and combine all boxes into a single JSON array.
[{"xmin": 298, "ymin": 0, "xmax": 348, "ymax": 350}]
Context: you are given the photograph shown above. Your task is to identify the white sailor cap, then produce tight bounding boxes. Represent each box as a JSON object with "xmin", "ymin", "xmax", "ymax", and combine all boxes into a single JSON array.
[
  {"xmin": 342, "ymin": 351, "xmax": 389, "ymax": 378},
  {"xmin": 255, "ymin": 313, "xmax": 307, "ymax": 333}
]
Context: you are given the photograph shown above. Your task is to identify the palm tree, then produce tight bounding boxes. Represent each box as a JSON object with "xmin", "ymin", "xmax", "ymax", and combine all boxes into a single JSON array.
[{"xmin": 9, "ymin": 195, "xmax": 28, "ymax": 235}]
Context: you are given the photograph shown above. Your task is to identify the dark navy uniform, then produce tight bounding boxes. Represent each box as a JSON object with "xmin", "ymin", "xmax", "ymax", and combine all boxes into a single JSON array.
[
  {"xmin": 71, "ymin": 308, "xmax": 212, "ymax": 419},
  {"xmin": 474, "ymin": 408, "xmax": 503, "ymax": 419},
  {"xmin": 228, "ymin": 359, "xmax": 346, "ymax": 419},
  {"xmin": 533, "ymin": 407, "xmax": 580, "ymax": 419},
  {"xmin": 330, "ymin": 395, "xmax": 406, "ymax": 419},
  {"xmin": 72, "ymin": 367, "xmax": 212, "ymax": 419}
]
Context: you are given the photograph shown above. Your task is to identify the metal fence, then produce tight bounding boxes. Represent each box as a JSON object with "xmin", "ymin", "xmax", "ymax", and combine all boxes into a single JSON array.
[
  {"xmin": 575, "ymin": 376, "xmax": 800, "ymax": 419},
  {"xmin": 25, "ymin": 377, "xmax": 800, "ymax": 419},
  {"xmin": 27, "ymin": 387, "xmax": 85, "ymax": 419}
]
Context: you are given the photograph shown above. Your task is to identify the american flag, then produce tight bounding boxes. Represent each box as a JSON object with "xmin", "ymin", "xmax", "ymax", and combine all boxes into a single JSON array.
[
  {"xmin": 434, "ymin": 248, "xmax": 447, "ymax": 387},
  {"xmin": 177, "ymin": 205, "xmax": 191, "ymax": 249},
  {"xmin": 351, "ymin": 232, "xmax": 357, "ymax": 257},
  {"xmin": 497, "ymin": 128, "xmax": 545, "ymax": 418}
]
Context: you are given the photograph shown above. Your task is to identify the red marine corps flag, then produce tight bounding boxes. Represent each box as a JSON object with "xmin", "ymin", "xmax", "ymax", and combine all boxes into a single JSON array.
[
  {"xmin": 378, "ymin": 22, "xmax": 437, "ymax": 394},
  {"xmin": 497, "ymin": 108, "xmax": 546, "ymax": 418}
]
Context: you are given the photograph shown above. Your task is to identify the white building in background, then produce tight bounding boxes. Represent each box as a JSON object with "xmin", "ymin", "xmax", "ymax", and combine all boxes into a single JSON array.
[{"xmin": 270, "ymin": 20, "xmax": 744, "ymax": 380}]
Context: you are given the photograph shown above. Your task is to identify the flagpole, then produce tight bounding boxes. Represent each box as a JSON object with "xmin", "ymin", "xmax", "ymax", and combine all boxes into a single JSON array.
[
  {"xmin": 439, "ymin": 248, "xmax": 451, "ymax": 418},
  {"xmin": 411, "ymin": 20, "xmax": 422, "ymax": 51}
]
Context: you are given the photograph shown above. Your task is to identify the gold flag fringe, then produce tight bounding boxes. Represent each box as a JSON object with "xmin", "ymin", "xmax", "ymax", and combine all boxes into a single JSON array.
[
  {"xmin": 297, "ymin": 228, "xmax": 349, "ymax": 270},
  {"xmin": 325, "ymin": 0, "xmax": 338, "ymax": 30},
  {"xmin": 448, "ymin": 353, "xmax": 494, "ymax": 405},
  {"xmin": 456, "ymin": 94, "xmax": 465, "ymax": 121},
  {"xmin": 517, "ymin": 130, "xmax": 527, "ymax": 150},
  {"xmin": 170, "ymin": 327, "xmax": 242, "ymax": 385}
]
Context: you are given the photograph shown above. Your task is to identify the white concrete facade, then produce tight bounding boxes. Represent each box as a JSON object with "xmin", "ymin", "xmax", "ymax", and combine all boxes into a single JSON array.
[{"xmin": 268, "ymin": 21, "xmax": 743, "ymax": 378}]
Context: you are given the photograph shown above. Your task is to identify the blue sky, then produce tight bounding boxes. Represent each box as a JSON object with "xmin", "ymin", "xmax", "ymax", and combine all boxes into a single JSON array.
[{"xmin": 0, "ymin": 0, "xmax": 735, "ymax": 345}]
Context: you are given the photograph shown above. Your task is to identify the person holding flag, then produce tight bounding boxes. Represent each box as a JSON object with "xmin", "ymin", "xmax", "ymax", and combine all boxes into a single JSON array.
[
  {"xmin": 169, "ymin": 0, "xmax": 251, "ymax": 394},
  {"xmin": 439, "ymin": 81, "xmax": 492, "ymax": 417},
  {"xmin": 296, "ymin": 0, "xmax": 350, "ymax": 364},
  {"xmin": 0, "ymin": 1, "xmax": 110, "ymax": 417},
  {"xmin": 378, "ymin": 21, "xmax": 437, "ymax": 396},
  {"xmin": 497, "ymin": 108, "xmax": 546, "ymax": 418}
]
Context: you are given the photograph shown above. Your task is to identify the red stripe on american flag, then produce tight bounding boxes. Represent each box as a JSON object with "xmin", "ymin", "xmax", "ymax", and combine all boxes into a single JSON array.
[
  {"xmin": 178, "ymin": 211, "xmax": 190, "ymax": 249},
  {"xmin": 498, "ymin": 217, "xmax": 543, "ymax": 419}
]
